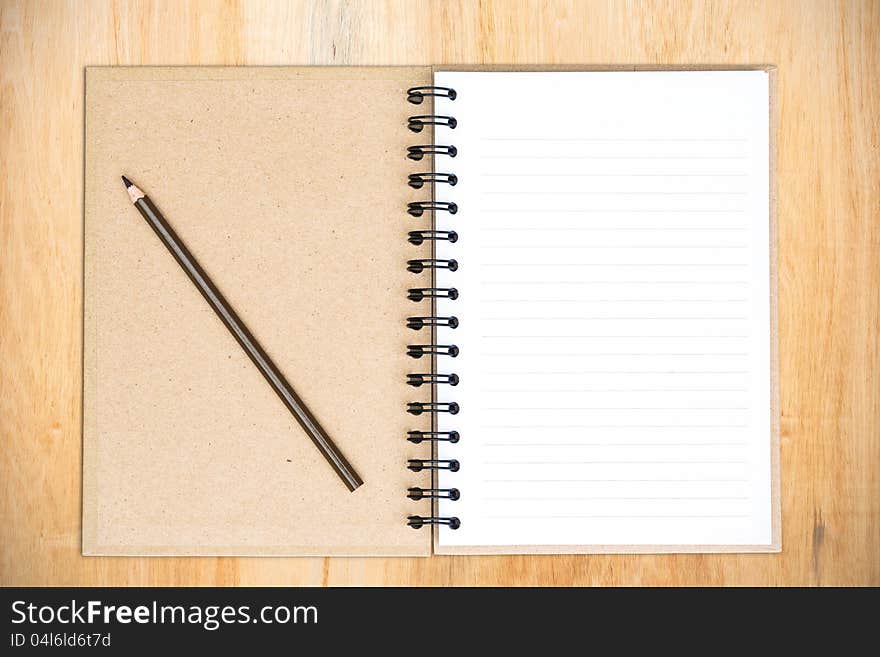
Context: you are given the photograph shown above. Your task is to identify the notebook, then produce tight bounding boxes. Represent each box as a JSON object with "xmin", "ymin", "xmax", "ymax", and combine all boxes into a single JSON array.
[{"xmin": 83, "ymin": 66, "xmax": 779, "ymax": 556}]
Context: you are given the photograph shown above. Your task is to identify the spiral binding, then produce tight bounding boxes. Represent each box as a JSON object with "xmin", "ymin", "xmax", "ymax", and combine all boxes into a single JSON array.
[
  {"xmin": 407, "ymin": 145, "xmax": 457, "ymax": 161},
  {"xmin": 406, "ymin": 516, "xmax": 461, "ymax": 530},
  {"xmin": 406, "ymin": 85, "xmax": 461, "ymax": 531},
  {"xmin": 407, "ymin": 230, "xmax": 457, "ymax": 246},
  {"xmin": 406, "ymin": 373, "xmax": 459, "ymax": 386},
  {"xmin": 407, "ymin": 401, "xmax": 460, "ymax": 416},
  {"xmin": 407, "ymin": 459, "xmax": 460, "ymax": 472},
  {"xmin": 408, "ymin": 487, "xmax": 461, "ymax": 500},
  {"xmin": 407, "ymin": 430, "xmax": 460, "ymax": 443},
  {"xmin": 406, "ymin": 86, "xmax": 457, "ymax": 104},
  {"xmin": 406, "ymin": 258, "xmax": 458, "ymax": 273},
  {"xmin": 407, "ymin": 344, "xmax": 459, "ymax": 358},
  {"xmin": 408, "ymin": 115, "xmax": 457, "ymax": 132},
  {"xmin": 406, "ymin": 316, "xmax": 459, "ymax": 330},
  {"xmin": 408, "ymin": 172, "xmax": 458, "ymax": 189},
  {"xmin": 407, "ymin": 201, "xmax": 458, "ymax": 217},
  {"xmin": 407, "ymin": 287, "xmax": 458, "ymax": 302}
]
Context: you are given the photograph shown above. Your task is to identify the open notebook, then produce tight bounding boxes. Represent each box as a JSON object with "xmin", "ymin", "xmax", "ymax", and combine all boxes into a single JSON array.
[{"xmin": 84, "ymin": 67, "xmax": 779, "ymax": 556}]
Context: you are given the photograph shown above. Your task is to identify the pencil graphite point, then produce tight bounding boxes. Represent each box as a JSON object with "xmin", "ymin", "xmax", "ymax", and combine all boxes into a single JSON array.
[{"xmin": 121, "ymin": 175, "xmax": 145, "ymax": 203}]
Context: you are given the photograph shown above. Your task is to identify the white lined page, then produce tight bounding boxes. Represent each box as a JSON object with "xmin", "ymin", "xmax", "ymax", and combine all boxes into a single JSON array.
[{"xmin": 432, "ymin": 71, "xmax": 772, "ymax": 548}]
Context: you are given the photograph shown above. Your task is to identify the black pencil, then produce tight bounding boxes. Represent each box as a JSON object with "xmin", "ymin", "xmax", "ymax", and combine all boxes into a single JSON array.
[{"xmin": 121, "ymin": 175, "xmax": 364, "ymax": 492}]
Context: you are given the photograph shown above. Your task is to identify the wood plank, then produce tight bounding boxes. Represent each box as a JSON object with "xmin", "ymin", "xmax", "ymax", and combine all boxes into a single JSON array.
[{"xmin": 0, "ymin": 0, "xmax": 877, "ymax": 585}]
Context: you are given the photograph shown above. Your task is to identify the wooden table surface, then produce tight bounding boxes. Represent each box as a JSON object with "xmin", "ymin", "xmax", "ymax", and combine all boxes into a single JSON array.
[{"xmin": 1, "ymin": 0, "xmax": 877, "ymax": 586}]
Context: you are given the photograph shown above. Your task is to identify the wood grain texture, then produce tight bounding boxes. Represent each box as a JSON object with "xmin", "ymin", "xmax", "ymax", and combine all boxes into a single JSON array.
[{"xmin": 1, "ymin": 0, "xmax": 877, "ymax": 586}]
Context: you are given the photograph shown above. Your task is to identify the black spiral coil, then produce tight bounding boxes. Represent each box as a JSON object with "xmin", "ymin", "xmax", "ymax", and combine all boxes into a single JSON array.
[
  {"xmin": 407, "ymin": 401, "xmax": 460, "ymax": 416},
  {"xmin": 406, "ymin": 516, "xmax": 461, "ymax": 530},
  {"xmin": 406, "ymin": 85, "xmax": 460, "ymax": 531},
  {"xmin": 406, "ymin": 86, "xmax": 457, "ymax": 104},
  {"xmin": 408, "ymin": 115, "xmax": 457, "ymax": 132},
  {"xmin": 407, "ymin": 430, "xmax": 460, "ymax": 443},
  {"xmin": 407, "ymin": 487, "xmax": 461, "ymax": 500},
  {"xmin": 406, "ymin": 431, "xmax": 461, "ymax": 445},
  {"xmin": 407, "ymin": 230, "xmax": 457, "ymax": 246},
  {"xmin": 406, "ymin": 316, "xmax": 459, "ymax": 330},
  {"xmin": 408, "ymin": 172, "xmax": 458, "ymax": 189},
  {"xmin": 407, "ymin": 145, "xmax": 457, "ymax": 161},
  {"xmin": 407, "ymin": 459, "xmax": 460, "ymax": 472},
  {"xmin": 407, "ymin": 344, "xmax": 459, "ymax": 358},
  {"xmin": 407, "ymin": 287, "xmax": 458, "ymax": 302},
  {"xmin": 407, "ymin": 373, "xmax": 460, "ymax": 386},
  {"xmin": 407, "ymin": 201, "xmax": 458, "ymax": 217},
  {"xmin": 406, "ymin": 258, "xmax": 458, "ymax": 274}
]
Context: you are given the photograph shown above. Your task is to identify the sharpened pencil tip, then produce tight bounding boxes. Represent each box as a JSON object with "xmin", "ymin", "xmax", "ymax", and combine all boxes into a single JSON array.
[{"xmin": 121, "ymin": 176, "xmax": 145, "ymax": 203}]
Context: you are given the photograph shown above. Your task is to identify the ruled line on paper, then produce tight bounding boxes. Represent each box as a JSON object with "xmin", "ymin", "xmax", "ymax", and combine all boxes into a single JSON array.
[
  {"xmin": 476, "ymin": 299, "xmax": 750, "ymax": 303},
  {"xmin": 484, "ymin": 514, "xmax": 751, "ymax": 520},
  {"xmin": 479, "ymin": 317, "xmax": 750, "ymax": 321},
  {"xmin": 479, "ymin": 281, "xmax": 750, "ymax": 285},
  {"xmin": 480, "ymin": 208, "xmax": 747, "ymax": 213},
  {"xmin": 481, "ymin": 155, "xmax": 750, "ymax": 160},
  {"xmin": 484, "ymin": 443, "xmax": 749, "ymax": 447},
  {"xmin": 479, "ymin": 258, "xmax": 747, "ymax": 269},
  {"xmin": 480, "ymin": 388, "xmax": 749, "ymax": 393},
  {"xmin": 484, "ymin": 478, "xmax": 751, "ymax": 483},
  {"xmin": 481, "ymin": 334, "xmax": 750, "ymax": 338},
  {"xmin": 480, "ymin": 173, "xmax": 749, "ymax": 177},
  {"xmin": 480, "ymin": 353, "xmax": 749, "ymax": 358},
  {"xmin": 479, "ymin": 246, "xmax": 749, "ymax": 250},
  {"xmin": 484, "ymin": 461, "xmax": 748, "ymax": 465},
  {"xmin": 484, "ymin": 495, "xmax": 750, "ymax": 501},
  {"xmin": 482, "ymin": 406, "xmax": 747, "ymax": 411},
  {"xmin": 475, "ymin": 226, "xmax": 749, "ymax": 231},
  {"xmin": 478, "ymin": 424, "xmax": 750, "ymax": 429},
  {"xmin": 481, "ymin": 370, "xmax": 749, "ymax": 374},
  {"xmin": 481, "ymin": 137, "xmax": 749, "ymax": 142},
  {"xmin": 481, "ymin": 190, "xmax": 748, "ymax": 195}
]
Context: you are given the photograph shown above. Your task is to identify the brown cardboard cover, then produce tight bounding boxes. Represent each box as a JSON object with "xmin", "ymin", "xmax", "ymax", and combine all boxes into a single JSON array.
[{"xmin": 83, "ymin": 66, "xmax": 433, "ymax": 556}]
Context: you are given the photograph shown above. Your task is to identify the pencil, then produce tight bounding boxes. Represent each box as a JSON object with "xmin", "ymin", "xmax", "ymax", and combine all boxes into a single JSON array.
[{"xmin": 121, "ymin": 175, "xmax": 364, "ymax": 492}]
